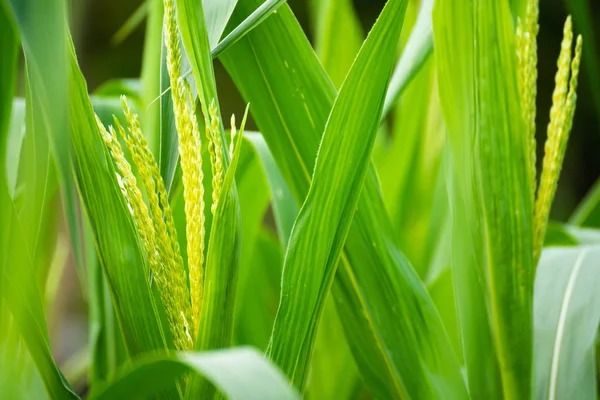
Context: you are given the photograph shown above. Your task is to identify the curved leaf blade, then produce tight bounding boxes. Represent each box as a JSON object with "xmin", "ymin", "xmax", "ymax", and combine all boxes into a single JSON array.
[
  {"xmin": 535, "ymin": 246, "xmax": 600, "ymax": 400},
  {"xmin": 267, "ymin": 0, "xmax": 409, "ymax": 391},
  {"xmin": 90, "ymin": 347, "xmax": 299, "ymax": 400},
  {"xmin": 221, "ymin": 1, "xmax": 467, "ymax": 398}
]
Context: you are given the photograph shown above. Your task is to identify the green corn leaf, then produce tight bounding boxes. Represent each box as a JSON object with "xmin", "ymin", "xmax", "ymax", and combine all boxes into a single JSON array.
[
  {"xmin": 6, "ymin": 0, "xmax": 85, "ymax": 277},
  {"xmin": 68, "ymin": 37, "xmax": 174, "ymax": 360},
  {"xmin": 434, "ymin": 0, "xmax": 534, "ymax": 397},
  {"xmin": 1, "ymin": 4, "xmax": 77, "ymax": 399},
  {"xmin": 221, "ymin": 1, "xmax": 467, "ymax": 398},
  {"xmin": 267, "ymin": 0, "xmax": 415, "ymax": 390},
  {"xmin": 534, "ymin": 245, "xmax": 600, "ymax": 399},
  {"xmin": 90, "ymin": 347, "xmax": 299, "ymax": 400}
]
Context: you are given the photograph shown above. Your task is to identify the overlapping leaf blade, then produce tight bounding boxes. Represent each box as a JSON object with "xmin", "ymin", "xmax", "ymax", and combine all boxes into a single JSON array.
[
  {"xmin": 268, "ymin": 0, "xmax": 408, "ymax": 387},
  {"xmin": 90, "ymin": 347, "xmax": 299, "ymax": 400},
  {"xmin": 68, "ymin": 38, "xmax": 173, "ymax": 360},
  {"xmin": 221, "ymin": 1, "xmax": 467, "ymax": 398},
  {"xmin": 434, "ymin": 0, "xmax": 534, "ymax": 397}
]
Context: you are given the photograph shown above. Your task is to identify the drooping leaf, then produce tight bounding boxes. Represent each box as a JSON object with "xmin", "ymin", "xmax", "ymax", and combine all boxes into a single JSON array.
[
  {"xmin": 90, "ymin": 347, "xmax": 299, "ymax": 400},
  {"xmin": 6, "ymin": 0, "xmax": 84, "ymax": 276},
  {"xmin": 534, "ymin": 246, "xmax": 600, "ymax": 399}
]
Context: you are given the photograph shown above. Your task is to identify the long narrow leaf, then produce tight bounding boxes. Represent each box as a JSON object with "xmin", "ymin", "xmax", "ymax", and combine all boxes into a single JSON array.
[{"xmin": 434, "ymin": 0, "xmax": 534, "ymax": 397}]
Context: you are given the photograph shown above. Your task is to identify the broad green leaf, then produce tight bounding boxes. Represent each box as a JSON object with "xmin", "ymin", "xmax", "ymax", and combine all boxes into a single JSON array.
[
  {"xmin": 68, "ymin": 36, "xmax": 173, "ymax": 359},
  {"xmin": 382, "ymin": 0, "xmax": 433, "ymax": 119},
  {"xmin": 3, "ymin": 206, "xmax": 78, "ymax": 400},
  {"xmin": 6, "ymin": 0, "xmax": 84, "ymax": 276},
  {"xmin": 267, "ymin": 0, "xmax": 410, "ymax": 390},
  {"xmin": 434, "ymin": 0, "xmax": 534, "ymax": 397},
  {"xmin": 90, "ymin": 347, "xmax": 299, "ymax": 400},
  {"xmin": 221, "ymin": 1, "xmax": 466, "ymax": 398},
  {"xmin": 534, "ymin": 246, "xmax": 600, "ymax": 399}
]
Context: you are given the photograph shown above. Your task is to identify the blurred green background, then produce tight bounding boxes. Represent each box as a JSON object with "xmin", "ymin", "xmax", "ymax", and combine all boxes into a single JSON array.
[{"xmin": 34, "ymin": 0, "xmax": 600, "ymax": 366}]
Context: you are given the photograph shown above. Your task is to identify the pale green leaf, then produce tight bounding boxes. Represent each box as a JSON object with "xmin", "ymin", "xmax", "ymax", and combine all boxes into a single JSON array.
[
  {"xmin": 535, "ymin": 246, "xmax": 600, "ymax": 400},
  {"xmin": 90, "ymin": 347, "xmax": 299, "ymax": 400}
]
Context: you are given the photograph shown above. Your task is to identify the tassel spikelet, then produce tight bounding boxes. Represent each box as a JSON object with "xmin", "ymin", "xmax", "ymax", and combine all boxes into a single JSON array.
[
  {"xmin": 208, "ymin": 100, "xmax": 224, "ymax": 214},
  {"xmin": 118, "ymin": 97, "xmax": 193, "ymax": 349},
  {"xmin": 95, "ymin": 0, "xmax": 244, "ymax": 349},
  {"xmin": 163, "ymin": 0, "xmax": 206, "ymax": 336},
  {"xmin": 96, "ymin": 107, "xmax": 194, "ymax": 350},
  {"xmin": 517, "ymin": 6, "xmax": 583, "ymax": 264},
  {"xmin": 532, "ymin": 17, "xmax": 582, "ymax": 263},
  {"xmin": 516, "ymin": 0, "xmax": 539, "ymax": 202},
  {"xmin": 97, "ymin": 117, "xmax": 156, "ymax": 260}
]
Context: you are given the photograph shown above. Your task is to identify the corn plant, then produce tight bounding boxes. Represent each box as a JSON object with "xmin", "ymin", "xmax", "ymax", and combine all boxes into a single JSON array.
[{"xmin": 1, "ymin": 0, "xmax": 600, "ymax": 398}]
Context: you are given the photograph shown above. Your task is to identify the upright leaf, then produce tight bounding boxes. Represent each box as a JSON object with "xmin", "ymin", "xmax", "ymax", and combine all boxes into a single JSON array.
[
  {"xmin": 221, "ymin": 1, "xmax": 467, "ymax": 398},
  {"xmin": 68, "ymin": 38, "xmax": 173, "ymax": 358},
  {"xmin": 434, "ymin": 0, "xmax": 534, "ymax": 397}
]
